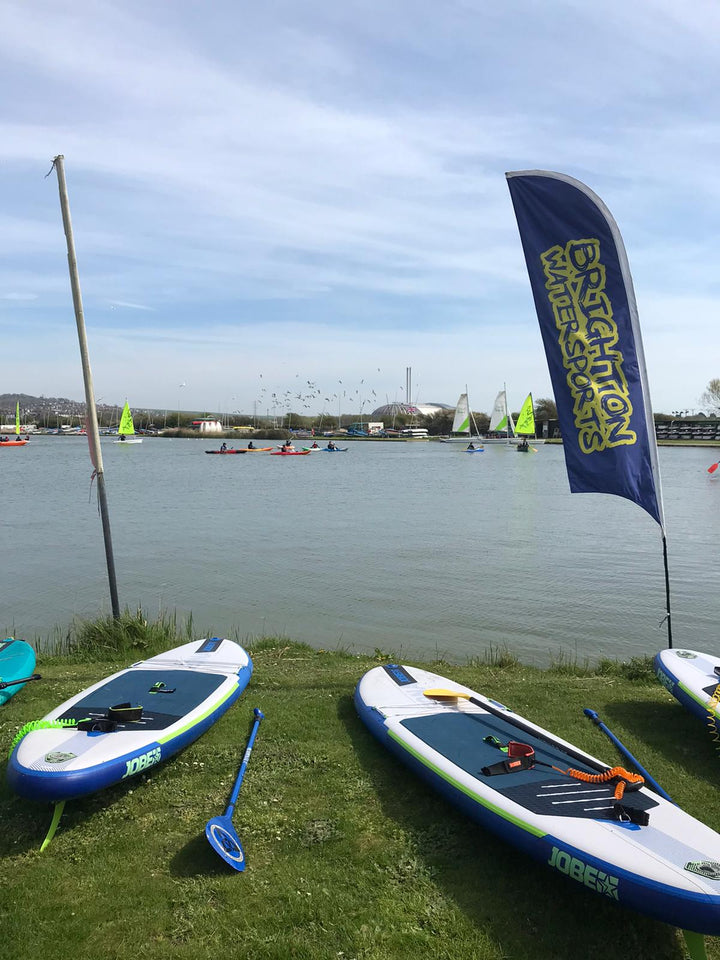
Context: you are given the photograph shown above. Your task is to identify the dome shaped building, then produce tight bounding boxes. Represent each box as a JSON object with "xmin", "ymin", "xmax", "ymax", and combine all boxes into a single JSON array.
[{"xmin": 371, "ymin": 401, "xmax": 452, "ymax": 419}]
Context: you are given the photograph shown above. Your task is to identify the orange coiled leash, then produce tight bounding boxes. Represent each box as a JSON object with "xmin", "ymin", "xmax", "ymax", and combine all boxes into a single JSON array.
[
  {"xmin": 557, "ymin": 765, "xmax": 644, "ymax": 800},
  {"xmin": 481, "ymin": 738, "xmax": 648, "ymax": 822}
]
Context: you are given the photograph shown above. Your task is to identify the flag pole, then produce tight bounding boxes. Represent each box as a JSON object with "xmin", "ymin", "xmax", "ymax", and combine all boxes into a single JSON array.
[
  {"xmin": 662, "ymin": 531, "xmax": 673, "ymax": 648},
  {"xmin": 50, "ymin": 155, "xmax": 120, "ymax": 619}
]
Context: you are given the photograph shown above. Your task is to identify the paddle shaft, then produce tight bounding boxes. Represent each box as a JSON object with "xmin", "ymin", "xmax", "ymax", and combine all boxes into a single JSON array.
[
  {"xmin": 584, "ymin": 709, "xmax": 673, "ymax": 802},
  {"xmin": 226, "ymin": 709, "xmax": 264, "ymax": 816},
  {"xmin": 426, "ymin": 689, "xmax": 609, "ymax": 774},
  {"xmin": 0, "ymin": 673, "xmax": 41, "ymax": 690}
]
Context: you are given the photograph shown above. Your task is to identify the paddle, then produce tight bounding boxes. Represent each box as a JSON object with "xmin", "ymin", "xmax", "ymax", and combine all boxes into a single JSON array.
[
  {"xmin": 583, "ymin": 708, "xmax": 673, "ymax": 802},
  {"xmin": 0, "ymin": 673, "xmax": 41, "ymax": 691},
  {"xmin": 205, "ymin": 707, "xmax": 264, "ymax": 871},
  {"xmin": 708, "ymin": 461, "xmax": 720, "ymax": 474},
  {"xmin": 423, "ymin": 688, "xmax": 609, "ymax": 774}
]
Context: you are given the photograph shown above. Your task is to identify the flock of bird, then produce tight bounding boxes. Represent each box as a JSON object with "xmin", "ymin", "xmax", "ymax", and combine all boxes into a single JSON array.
[{"xmin": 253, "ymin": 369, "xmax": 405, "ymax": 419}]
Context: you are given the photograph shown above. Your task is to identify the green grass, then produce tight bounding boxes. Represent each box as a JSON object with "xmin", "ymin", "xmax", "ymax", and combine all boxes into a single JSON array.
[{"xmin": 1, "ymin": 632, "xmax": 719, "ymax": 960}]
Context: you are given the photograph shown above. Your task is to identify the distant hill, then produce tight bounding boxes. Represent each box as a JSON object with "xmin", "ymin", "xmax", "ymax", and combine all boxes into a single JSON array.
[{"xmin": 0, "ymin": 394, "xmax": 225, "ymax": 429}]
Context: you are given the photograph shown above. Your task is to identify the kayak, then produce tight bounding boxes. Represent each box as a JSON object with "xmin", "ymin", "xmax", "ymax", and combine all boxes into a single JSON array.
[
  {"xmin": 355, "ymin": 662, "xmax": 720, "ymax": 935},
  {"xmin": 654, "ymin": 648, "xmax": 720, "ymax": 724},
  {"xmin": 205, "ymin": 448, "xmax": 272, "ymax": 454},
  {"xmin": 302, "ymin": 447, "xmax": 324, "ymax": 452},
  {"xmin": 7, "ymin": 637, "xmax": 252, "ymax": 803},
  {"xmin": 0, "ymin": 439, "xmax": 28, "ymax": 447},
  {"xmin": 0, "ymin": 638, "xmax": 37, "ymax": 706},
  {"xmin": 464, "ymin": 448, "xmax": 484, "ymax": 453},
  {"xmin": 321, "ymin": 447, "xmax": 348, "ymax": 452},
  {"xmin": 271, "ymin": 450, "xmax": 310, "ymax": 456}
]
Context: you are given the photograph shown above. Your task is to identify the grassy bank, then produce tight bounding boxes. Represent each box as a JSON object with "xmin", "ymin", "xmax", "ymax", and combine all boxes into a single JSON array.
[{"xmin": 1, "ymin": 624, "xmax": 718, "ymax": 960}]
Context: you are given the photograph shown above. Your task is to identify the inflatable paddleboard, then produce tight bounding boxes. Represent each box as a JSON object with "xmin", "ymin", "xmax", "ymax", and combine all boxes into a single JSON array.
[
  {"xmin": 0, "ymin": 638, "xmax": 37, "ymax": 706},
  {"xmin": 654, "ymin": 648, "xmax": 720, "ymax": 725},
  {"xmin": 355, "ymin": 663, "xmax": 720, "ymax": 935},
  {"xmin": 7, "ymin": 637, "xmax": 252, "ymax": 803}
]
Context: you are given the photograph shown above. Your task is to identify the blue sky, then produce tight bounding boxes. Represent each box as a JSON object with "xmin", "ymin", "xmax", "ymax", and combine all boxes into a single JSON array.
[{"xmin": 2, "ymin": 0, "xmax": 719, "ymax": 417}]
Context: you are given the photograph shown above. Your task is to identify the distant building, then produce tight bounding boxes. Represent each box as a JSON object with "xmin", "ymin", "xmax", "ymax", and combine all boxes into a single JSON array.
[
  {"xmin": 371, "ymin": 402, "xmax": 452, "ymax": 419},
  {"xmin": 191, "ymin": 419, "xmax": 223, "ymax": 433}
]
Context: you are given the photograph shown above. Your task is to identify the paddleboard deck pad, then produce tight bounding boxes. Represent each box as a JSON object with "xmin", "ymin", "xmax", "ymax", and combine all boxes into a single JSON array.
[
  {"xmin": 7, "ymin": 637, "xmax": 252, "ymax": 802},
  {"xmin": 355, "ymin": 663, "xmax": 720, "ymax": 934},
  {"xmin": 655, "ymin": 648, "xmax": 720, "ymax": 724},
  {"xmin": 0, "ymin": 638, "xmax": 37, "ymax": 706}
]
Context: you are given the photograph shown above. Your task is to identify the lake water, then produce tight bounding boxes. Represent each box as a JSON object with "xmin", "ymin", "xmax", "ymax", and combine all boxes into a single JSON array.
[{"xmin": 2, "ymin": 436, "xmax": 720, "ymax": 666}]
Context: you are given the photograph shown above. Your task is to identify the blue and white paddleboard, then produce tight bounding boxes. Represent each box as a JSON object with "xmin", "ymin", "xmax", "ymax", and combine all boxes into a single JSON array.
[
  {"xmin": 7, "ymin": 637, "xmax": 252, "ymax": 803},
  {"xmin": 0, "ymin": 638, "xmax": 37, "ymax": 706},
  {"xmin": 654, "ymin": 648, "xmax": 720, "ymax": 725},
  {"xmin": 355, "ymin": 663, "xmax": 720, "ymax": 935}
]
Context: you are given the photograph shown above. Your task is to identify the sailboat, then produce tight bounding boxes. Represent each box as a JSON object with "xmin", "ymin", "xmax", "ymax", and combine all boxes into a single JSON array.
[
  {"xmin": 114, "ymin": 402, "xmax": 142, "ymax": 444},
  {"xmin": 484, "ymin": 387, "xmax": 516, "ymax": 443},
  {"xmin": 441, "ymin": 389, "xmax": 484, "ymax": 445},
  {"xmin": 1, "ymin": 401, "xmax": 28, "ymax": 447},
  {"xmin": 515, "ymin": 393, "xmax": 536, "ymax": 452}
]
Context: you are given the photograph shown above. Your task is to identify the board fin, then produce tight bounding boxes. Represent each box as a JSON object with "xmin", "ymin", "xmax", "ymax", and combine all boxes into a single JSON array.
[
  {"xmin": 40, "ymin": 801, "xmax": 66, "ymax": 852},
  {"xmin": 682, "ymin": 930, "xmax": 707, "ymax": 960}
]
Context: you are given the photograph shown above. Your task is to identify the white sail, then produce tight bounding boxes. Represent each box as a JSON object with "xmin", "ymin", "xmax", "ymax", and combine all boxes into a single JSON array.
[
  {"xmin": 488, "ymin": 390, "xmax": 514, "ymax": 434},
  {"xmin": 451, "ymin": 393, "xmax": 471, "ymax": 434}
]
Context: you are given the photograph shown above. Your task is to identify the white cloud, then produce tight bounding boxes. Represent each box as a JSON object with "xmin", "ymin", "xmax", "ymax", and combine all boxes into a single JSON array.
[{"xmin": 1, "ymin": 0, "xmax": 719, "ymax": 413}]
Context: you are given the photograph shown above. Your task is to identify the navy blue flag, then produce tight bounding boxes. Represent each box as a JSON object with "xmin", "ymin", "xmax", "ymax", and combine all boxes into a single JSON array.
[{"xmin": 506, "ymin": 170, "xmax": 665, "ymax": 529}]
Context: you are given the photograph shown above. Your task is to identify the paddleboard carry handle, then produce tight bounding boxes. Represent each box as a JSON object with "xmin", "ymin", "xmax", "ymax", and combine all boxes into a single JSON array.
[{"xmin": 108, "ymin": 702, "xmax": 143, "ymax": 722}]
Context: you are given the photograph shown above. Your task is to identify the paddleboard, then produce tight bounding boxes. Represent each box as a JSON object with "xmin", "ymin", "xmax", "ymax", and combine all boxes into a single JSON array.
[
  {"xmin": 355, "ymin": 663, "xmax": 720, "ymax": 935},
  {"xmin": 7, "ymin": 637, "xmax": 252, "ymax": 803},
  {"xmin": 0, "ymin": 638, "xmax": 37, "ymax": 706},
  {"xmin": 654, "ymin": 648, "xmax": 720, "ymax": 725}
]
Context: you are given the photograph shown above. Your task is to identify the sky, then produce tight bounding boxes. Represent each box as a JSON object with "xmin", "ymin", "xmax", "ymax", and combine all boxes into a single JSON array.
[{"xmin": 2, "ymin": 0, "xmax": 719, "ymax": 418}]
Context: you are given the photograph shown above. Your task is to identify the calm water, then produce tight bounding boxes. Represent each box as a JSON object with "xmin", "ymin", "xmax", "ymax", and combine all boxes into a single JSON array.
[{"xmin": 3, "ymin": 436, "xmax": 720, "ymax": 666}]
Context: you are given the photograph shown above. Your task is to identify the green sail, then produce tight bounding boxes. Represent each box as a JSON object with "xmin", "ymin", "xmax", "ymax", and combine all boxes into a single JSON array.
[
  {"xmin": 118, "ymin": 402, "xmax": 135, "ymax": 436},
  {"xmin": 515, "ymin": 394, "xmax": 535, "ymax": 436},
  {"xmin": 15, "ymin": 401, "xmax": 20, "ymax": 435}
]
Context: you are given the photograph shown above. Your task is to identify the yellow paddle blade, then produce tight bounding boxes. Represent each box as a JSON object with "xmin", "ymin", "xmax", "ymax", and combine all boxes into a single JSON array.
[{"xmin": 423, "ymin": 688, "xmax": 471, "ymax": 700}]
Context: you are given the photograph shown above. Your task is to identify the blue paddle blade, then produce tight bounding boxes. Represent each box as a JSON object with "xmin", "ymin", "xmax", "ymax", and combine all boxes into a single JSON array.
[{"xmin": 205, "ymin": 815, "xmax": 246, "ymax": 871}]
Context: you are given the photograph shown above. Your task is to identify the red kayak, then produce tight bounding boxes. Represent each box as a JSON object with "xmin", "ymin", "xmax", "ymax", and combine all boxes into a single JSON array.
[
  {"xmin": 271, "ymin": 450, "xmax": 310, "ymax": 456},
  {"xmin": 0, "ymin": 439, "xmax": 28, "ymax": 447}
]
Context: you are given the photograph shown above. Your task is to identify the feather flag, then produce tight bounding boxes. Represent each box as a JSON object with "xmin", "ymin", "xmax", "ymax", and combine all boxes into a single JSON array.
[{"xmin": 506, "ymin": 170, "xmax": 664, "ymax": 530}]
